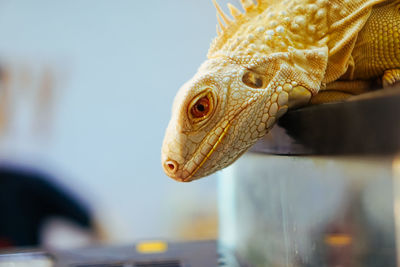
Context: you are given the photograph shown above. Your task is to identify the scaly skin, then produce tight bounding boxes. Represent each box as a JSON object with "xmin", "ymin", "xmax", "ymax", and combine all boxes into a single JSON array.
[{"xmin": 162, "ymin": 0, "xmax": 399, "ymax": 182}]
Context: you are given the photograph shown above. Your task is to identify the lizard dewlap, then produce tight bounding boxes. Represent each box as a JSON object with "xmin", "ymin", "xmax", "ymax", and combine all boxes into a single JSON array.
[{"xmin": 162, "ymin": 0, "xmax": 400, "ymax": 182}]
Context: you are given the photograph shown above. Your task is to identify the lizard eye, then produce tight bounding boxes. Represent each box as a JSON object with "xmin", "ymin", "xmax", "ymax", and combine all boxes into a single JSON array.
[
  {"xmin": 188, "ymin": 90, "xmax": 215, "ymax": 123},
  {"xmin": 191, "ymin": 97, "xmax": 210, "ymax": 118},
  {"xmin": 242, "ymin": 71, "xmax": 265, "ymax": 88}
]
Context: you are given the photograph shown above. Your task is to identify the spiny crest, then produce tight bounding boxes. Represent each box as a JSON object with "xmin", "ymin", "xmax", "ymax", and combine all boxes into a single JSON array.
[
  {"xmin": 212, "ymin": 0, "xmax": 258, "ymax": 36},
  {"xmin": 208, "ymin": 0, "xmax": 333, "ymax": 61},
  {"xmin": 208, "ymin": 0, "xmax": 271, "ymax": 59}
]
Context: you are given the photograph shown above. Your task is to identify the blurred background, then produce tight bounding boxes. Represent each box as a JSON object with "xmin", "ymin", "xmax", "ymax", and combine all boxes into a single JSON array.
[{"xmin": 0, "ymin": 0, "xmax": 236, "ymax": 248}]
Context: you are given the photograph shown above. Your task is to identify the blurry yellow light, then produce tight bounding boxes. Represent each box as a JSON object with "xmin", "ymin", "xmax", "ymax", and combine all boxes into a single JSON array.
[
  {"xmin": 324, "ymin": 234, "xmax": 353, "ymax": 246},
  {"xmin": 136, "ymin": 241, "xmax": 168, "ymax": 254}
]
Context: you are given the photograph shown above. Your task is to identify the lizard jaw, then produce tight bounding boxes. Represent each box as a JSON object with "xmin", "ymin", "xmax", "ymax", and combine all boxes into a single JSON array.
[
  {"xmin": 181, "ymin": 122, "xmax": 232, "ymax": 182},
  {"xmin": 163, "ymin": 120, "xmax": 232, "ymax": 183},
  {"xmin": 164, "ymin": 95, "xmax": 260, "ymax": 182}
]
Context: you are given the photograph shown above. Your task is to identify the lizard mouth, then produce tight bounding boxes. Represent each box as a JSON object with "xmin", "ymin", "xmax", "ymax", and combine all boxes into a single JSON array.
[
  {"xmin": 181, "ymin": 122, "xmax": 232, "ymax": 182},
  {"xmin": 180, "ymin": 96, "xmax": 259, "ymax": 182}
]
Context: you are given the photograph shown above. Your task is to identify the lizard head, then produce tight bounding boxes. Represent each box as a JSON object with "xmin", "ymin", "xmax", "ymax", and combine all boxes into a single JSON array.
[
  {"xmin": 162, "ymin": 55, "xmax": 290, "ymax": 182},
  {"xmin": 162, "ymin": 0, "xmax": 327, "ymax": 181}
]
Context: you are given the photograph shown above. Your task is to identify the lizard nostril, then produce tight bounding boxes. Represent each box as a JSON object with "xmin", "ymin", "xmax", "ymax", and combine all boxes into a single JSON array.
[
  {"xmin": 167, "ymin": 163, "xmax": 175, "ymax": 170},
  {"xmin": 164, "ymin": 160, "xmax": 178, "ymax": 174}
]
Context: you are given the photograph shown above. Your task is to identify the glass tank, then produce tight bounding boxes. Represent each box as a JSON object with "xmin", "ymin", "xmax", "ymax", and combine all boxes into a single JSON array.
[{"xmin": 219, "ymin": 154, "xmax": 398, "ymax": 267}]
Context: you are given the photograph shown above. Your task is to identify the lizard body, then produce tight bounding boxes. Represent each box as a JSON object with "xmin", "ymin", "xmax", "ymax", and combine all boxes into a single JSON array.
[
  {"xmin": 162, "ymin": 0, "xmax": 400, "ymax": 182},
  {"xmin": 353, "ymin": 1, "xmax": 400, "ymax": 79}
]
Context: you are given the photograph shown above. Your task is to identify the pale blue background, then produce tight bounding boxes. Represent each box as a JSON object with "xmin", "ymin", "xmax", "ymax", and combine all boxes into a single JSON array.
[{"xmin": 0, "ymin": 0, "xmax": 239, "ymax": 242}]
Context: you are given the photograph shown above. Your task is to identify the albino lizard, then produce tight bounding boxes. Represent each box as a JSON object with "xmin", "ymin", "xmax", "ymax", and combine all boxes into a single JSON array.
[{"xmin": 162, "ymin": 0, "xmax": 400, "ymax": 182}]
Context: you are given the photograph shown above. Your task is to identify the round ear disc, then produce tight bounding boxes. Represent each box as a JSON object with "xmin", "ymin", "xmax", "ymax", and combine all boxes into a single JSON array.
[{"xmin": 242, "ymin": 71, "xmax": 265, "ymax": 89}]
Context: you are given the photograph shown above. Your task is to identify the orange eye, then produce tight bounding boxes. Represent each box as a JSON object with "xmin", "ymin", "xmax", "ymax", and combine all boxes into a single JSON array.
[
  {"xmin": 191, "ymin": 96, "xmax": 210, "ymax": 118},
  {"xmin": 188, "ymin": 91, "xmax": 215, "ymax": 124}
]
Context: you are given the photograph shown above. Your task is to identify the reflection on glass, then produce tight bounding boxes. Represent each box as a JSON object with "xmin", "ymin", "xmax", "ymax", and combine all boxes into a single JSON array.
[{"xmin": 219, "ymin": 154, "xmax": 397, "ymax": 266}]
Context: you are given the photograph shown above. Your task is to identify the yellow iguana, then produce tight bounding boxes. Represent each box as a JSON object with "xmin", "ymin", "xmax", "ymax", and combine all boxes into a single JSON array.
[{"xmin": 162, "ymin": 0, "xmax": 400, "ymax": 182}]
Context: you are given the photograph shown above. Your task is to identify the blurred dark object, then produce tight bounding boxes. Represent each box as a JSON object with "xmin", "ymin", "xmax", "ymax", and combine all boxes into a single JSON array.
[{"xmin": 0, "ymin": 167, "xmax": 93, "ymax": 248}]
